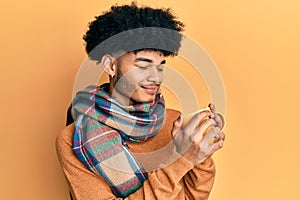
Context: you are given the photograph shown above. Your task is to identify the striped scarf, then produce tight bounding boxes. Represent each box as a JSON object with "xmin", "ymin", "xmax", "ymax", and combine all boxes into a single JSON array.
[{"xmin": 72, "ymin": 83, "xmax": 165, "ymax": 198}]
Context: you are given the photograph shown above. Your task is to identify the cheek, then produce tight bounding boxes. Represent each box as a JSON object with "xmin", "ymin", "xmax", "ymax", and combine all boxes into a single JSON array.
[
  {"xmin": 125, "ymin": 70, "xmax": 148, "ymax": 84},
  {"xmin": 120, "ymin": 68, "xmax": 164, "ymax": 85},
  {"xmin": 159, "ymin": 72, "xmax": 164, "ymax": 82}
]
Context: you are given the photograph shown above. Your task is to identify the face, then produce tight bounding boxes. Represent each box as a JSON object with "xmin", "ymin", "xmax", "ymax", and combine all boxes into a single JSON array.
[{"xmin": 109, "ymin": 50, "xmax": 165, "ymax": 105}]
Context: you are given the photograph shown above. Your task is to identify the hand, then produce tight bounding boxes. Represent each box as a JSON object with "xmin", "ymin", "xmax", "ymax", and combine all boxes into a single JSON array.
[
  {"xmin": 172, "ymin": 110, "xmax": 225, "ymax": 166},
  {"xmin": 208, "ymin": 103, "xmax": 225, "ymax": 130}
]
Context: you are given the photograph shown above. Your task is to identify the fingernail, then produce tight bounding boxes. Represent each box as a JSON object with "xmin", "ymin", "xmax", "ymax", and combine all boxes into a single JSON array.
[{"xmin": 179, "ymin": 114, "xmax": 183, "ymax": 121}]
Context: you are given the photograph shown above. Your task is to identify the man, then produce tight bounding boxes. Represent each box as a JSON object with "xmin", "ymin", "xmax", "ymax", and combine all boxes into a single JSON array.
[{"xmin": 56, "ymin": 2, "xmax": 225, "ymax": 199}]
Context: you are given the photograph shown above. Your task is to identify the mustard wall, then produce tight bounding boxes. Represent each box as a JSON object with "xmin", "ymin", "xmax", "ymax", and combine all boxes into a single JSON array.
[{"xmin": 0, "ymin": 0, "xmax": 299, "ymax": 199}]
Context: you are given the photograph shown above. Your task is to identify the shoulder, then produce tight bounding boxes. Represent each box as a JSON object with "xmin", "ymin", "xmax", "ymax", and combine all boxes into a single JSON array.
[
  {"xmin": 165, "ymin": 108, "xmax": 181, "ymax": 120},
  {"xmin": 55, "ymin": 123, "xmax": 75, "ymax": 153},
  {"xmin": 164, "ymin": 108, "xmax": 181, "ymax": 127},
  {"xmin": 166, "ymin": 108, "xmax": 181, "ymax": 115}
]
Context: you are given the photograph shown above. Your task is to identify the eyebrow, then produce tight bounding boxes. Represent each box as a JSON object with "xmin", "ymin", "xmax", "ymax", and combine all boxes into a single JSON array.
[{"xmin": 135, "ymin": 57, "xmax": 166, "ymax": 65}]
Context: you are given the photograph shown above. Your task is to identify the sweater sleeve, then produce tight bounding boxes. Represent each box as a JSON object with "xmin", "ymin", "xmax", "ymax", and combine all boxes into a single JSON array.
[
  {"xmin": 56, "ymin": 124, "xmax": 194, "ymax": 200},
  {"xmin": 183, "ymin": 157, "xmax": 216, "ymax": 200}
]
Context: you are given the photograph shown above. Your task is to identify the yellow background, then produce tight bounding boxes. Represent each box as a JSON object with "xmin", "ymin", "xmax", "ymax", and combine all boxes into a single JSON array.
[{"xmin": 1, "ymin": 0, "xmax": 299, "ymax": 199}]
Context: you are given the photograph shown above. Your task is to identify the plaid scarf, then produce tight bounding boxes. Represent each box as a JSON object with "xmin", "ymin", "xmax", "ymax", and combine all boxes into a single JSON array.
[{"xmin": 72, "ymin": 83, "xmax": 165, "ymax": 198}]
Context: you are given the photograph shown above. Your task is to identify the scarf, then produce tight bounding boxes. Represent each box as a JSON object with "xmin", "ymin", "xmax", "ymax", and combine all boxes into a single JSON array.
[{"xmin": 72, "ymin": 83, "xmax": 165, "ymax": 198}]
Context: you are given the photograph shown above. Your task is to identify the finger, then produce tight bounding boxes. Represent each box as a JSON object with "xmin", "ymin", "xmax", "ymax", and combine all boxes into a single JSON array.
[
  {"xmin": 207, "ymin": 131, "xmax": 224, "ymax": 152},
  {"xmin": 210, "ymin": 139, "xmax": 224, "ymax": 153},
  {"xmin": 204, "ymin": 126, "xmax": 220, "ymax": 144},
  {"xmin": 214, "ymin": 114, "xmax": 223, "ymax": 129},
  {"xmin": 201, "ymin": 137, "xmax": 224, "ymax": 160},
  {"xmin": 188, "ymin": 110, "xmax": 211, "ymax": 128},
  {"xmin": 182, "ymin": 108, "xmax": 211, "ymax": 127},
  {"xmin": 210, "ymin": 131, "xmax": 225, "ymax": 144},
  {"xmin": 216, "ymin": 113, "xmax": 225, "ymax": 130},
  {"xmin": 208, "ymin": 103, "xmax": 216, "ymax": 118},
  {"xmin": 218, "ymin": 131, "xmax": 225, "ymax": 142},
  {"xmin": 172, "ymin": 114, "xmax": 183, "ymax": 137},
  {"xmin": 193, "ymin": 119, "xmax": 217, "ymax": 143}
]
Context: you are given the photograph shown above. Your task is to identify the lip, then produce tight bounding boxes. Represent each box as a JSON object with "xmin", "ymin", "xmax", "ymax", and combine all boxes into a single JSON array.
[{"xmin": 141, "ymin": 85, "xmax": 158, "ymax": 95}]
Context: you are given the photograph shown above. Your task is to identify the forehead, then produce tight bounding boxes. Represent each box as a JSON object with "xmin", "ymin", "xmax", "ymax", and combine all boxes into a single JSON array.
[{"xmin": 117, "ymin": 50, "xmax": 165, "ymax": 64}]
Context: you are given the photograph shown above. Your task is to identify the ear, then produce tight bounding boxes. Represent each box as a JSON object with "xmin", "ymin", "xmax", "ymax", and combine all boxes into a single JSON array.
[{"xmin": 101, "ymin": 54, "xmax": 116, "ymax": 76}]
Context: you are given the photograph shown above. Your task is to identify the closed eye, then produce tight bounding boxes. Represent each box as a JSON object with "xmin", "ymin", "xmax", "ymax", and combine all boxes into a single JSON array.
[{"xmin": 136, "ymin": 65, "xmax": 149, "ymax": 69}]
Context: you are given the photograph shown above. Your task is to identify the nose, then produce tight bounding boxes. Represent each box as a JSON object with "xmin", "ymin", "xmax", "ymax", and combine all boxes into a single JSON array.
[{"xmin": 147, "ymin": 66, "xmax": 163, "ymax": 84}]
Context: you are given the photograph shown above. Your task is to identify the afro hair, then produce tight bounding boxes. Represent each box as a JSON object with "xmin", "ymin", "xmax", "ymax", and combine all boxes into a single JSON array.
[{"xmin": 83, "ymin": 2, "xmax": 185, "ymax": 61}]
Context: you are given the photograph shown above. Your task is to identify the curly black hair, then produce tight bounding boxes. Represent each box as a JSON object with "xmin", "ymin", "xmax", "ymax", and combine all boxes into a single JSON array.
[{"xmin": 83, "ymin": 2, "xmax": 184, "ymax": 61}]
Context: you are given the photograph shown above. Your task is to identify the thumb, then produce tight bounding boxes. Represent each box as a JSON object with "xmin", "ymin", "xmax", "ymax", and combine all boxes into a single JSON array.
[{"xmin": 172, "ymin": 114, "xmax": 183, "ymax": 137}]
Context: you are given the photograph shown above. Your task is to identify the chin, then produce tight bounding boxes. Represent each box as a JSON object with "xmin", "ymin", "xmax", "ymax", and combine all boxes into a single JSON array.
[
  {"xmin": 132, "ymin": 98, "xmax": 154, "ymax": 103},
  {"xmin": 131, "ymin": 95, "xmax": 156, "ymax": 103},
  {"xmin": 130, "ymin": 90, "xmax": 156, "ymax": 103}
]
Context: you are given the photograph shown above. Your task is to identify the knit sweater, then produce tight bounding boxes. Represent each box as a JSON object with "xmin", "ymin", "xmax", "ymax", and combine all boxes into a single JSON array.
[{"xmin": 56, "ymin": 109, "xmax": 216, "ymax": 200}]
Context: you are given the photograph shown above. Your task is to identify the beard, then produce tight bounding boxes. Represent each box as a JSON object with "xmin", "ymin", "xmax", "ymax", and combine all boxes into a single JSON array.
[{"xmin": 112, "ymin": 67, "xmax": 138, "ymax": 104}]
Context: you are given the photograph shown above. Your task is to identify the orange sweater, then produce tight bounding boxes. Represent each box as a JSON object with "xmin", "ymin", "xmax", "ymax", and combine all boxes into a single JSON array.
[{"xmin": 56, "ymin": 109, "xmax": 216, "ymax": 200}]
